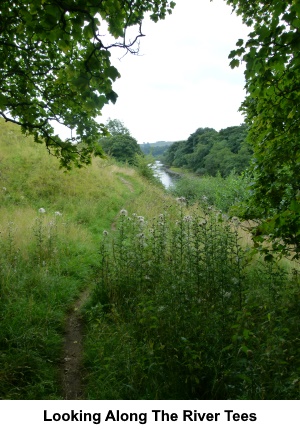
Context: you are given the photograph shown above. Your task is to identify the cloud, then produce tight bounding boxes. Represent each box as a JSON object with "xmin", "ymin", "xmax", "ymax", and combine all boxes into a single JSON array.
[
  {"xmin": 100, "ymin": 0, "xmax": 249, "ymax": 143},
  {"xmin": 54, "ymin": 0, "xmax": 249, "ymax": 143}
]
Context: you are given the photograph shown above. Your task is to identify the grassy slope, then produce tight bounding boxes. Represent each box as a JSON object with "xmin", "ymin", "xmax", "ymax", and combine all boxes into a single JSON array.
[
  {"xmin": 0, "ymin": 119, "xmax": 172, "ymax": 399},
  {"xmin": 1, "ymin": 120, "xmax": 299, "ymax": 400}
]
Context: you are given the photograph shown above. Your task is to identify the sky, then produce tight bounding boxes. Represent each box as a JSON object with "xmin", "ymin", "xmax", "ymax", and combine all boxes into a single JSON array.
[
  {"xmin": 56, "ymin": 0, "xmax": 249, "ymax": 144},
  {"xmin": 99, "ymin": 0, "xmax": 249, "ymax": 144}
]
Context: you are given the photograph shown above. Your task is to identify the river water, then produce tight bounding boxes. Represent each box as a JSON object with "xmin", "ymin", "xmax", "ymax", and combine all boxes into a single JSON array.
[{"xmin": 152, "ymin": 161, "xmax": 175, "ymax": 189}]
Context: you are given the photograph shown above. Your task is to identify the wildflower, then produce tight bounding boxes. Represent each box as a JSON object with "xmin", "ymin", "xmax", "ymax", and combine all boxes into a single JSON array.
[
  {"xmin": 38, "ymin": 208, "xmax": 46, "ymax": 213},
  {"xmin": 158, "ymin": 214, "xmax": 164, "ymax": 220},
  {"xmin": 2, "ymin": 187, "xmax": 7, "ymax": 191},
  {"xmin": 137, "ymin": 216, "xmax": 144, "ymax": 223},
  {"xmin": 54, "ymin": 211, "xmax": 62, "ymax": 216},
  {"xmin": 183, "ymin": 215, "xmax": 192, "ymax": 222},
  {"xmin": 198, "ymin": 219, "xmax": 207, "ymax": 226},
  {"xmin": 120, "ymin": 209, "xmax": 128, "ymax": 216},
  {"xmin": 136, "ymin": 233, "xmax": 145, "ymax": 239},
  {"xmin": 202, "ymin": 195, "xmax": 208, "ymax": 201},
  {"xmin": 176, "ymin": 196, "xmax": 186, "ymax": 204},
  {"xmin": 103, "ymin": 230, "xmax": 109, "ymax": 236}
]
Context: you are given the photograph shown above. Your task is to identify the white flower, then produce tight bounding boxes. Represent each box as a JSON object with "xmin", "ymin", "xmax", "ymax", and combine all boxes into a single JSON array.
[
  {"xmin": 38, "ymin": 208, "xmax": 46, "ymax": 213},
  {"xmin": 137, "ymin": 216, "xmax": 145, "ymax": 223},
  {"xmin": 120, "ymin": 209, "xmax": 128, "ymax": 216},
  {"xmin": 103, "ymin": 230, "xmax": 109, "ymax": 236},
  {"xmin": 54, "ymin": 211, "xmax": 62, "ymax": 216},
  {"xmin": 176, "ymin": 196, "xmax": 186, "ymax": 204},
  {"xmin": 183, "ymin": 215, "xmax": 193, "ymax": 222},
  {"xmin": 2, "ymin": 187, "xmax": 7, "ymax": 191}
]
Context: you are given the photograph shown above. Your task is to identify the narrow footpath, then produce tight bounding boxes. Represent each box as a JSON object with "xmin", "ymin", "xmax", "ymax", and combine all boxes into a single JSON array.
[
  {"xmin": 60, "ymin": 176, "xmax": 135, "ymax": 399},
  {"xmin": 61, "ymin": 289, "xmax": 90, "ymax": 400}
]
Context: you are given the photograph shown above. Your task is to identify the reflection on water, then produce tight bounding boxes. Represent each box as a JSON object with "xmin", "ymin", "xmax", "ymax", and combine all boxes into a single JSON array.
[{"xmin": 152, "ymin": 161, "xmax": 174, "ymax": 189}]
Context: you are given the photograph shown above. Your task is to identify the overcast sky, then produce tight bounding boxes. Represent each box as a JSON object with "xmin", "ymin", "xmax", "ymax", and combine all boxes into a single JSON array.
[
  {"xmin": 98, "ymin": 0, "xmax": 249, "ymax": 144},
  {"xmin": 54, "ymin": 0, "xmax": 249, "ymax": 144}
]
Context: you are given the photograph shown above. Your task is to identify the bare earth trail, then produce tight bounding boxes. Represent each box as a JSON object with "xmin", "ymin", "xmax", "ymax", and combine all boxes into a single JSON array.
[
  {"xmin": 61, "ymin": 289, "xmax": 90, "ymax": 400},
  {"xmin": 60, "ymin": 176, "xmax": 135, "ymax": 399}
]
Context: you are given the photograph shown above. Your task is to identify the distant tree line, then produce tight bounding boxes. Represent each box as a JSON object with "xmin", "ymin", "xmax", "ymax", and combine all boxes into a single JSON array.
[
  {"xmin": 140, "ymin": 141, "xmax": 173, "ymax": 158},
  {"xmin": 162, "ymin": 124, "xmax": 252, "ymax": 177}
]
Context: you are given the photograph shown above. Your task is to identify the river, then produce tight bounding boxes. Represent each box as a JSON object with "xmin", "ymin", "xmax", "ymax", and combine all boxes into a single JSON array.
[{"xmin": 152, "ymin": 161, "xmax": 177, "ymax": 189}]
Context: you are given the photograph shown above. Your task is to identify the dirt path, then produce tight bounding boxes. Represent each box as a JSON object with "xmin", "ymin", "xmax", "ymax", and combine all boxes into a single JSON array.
[
  {"xmin": 119, "ymin": 176, "xmax": 134, "ymax": 193},
  {"xmin": 61, "ymin": 289, "xmax": 90, "ymax": 400},
  {"xmin": 60, "ymin": 177, "xmax": 134, "ymax": 399}
]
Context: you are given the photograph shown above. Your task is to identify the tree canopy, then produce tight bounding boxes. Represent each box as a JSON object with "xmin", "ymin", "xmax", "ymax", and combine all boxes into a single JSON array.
[
  {"xmin": 227, "ymin": 0, "xmax": 300, "ymax": 255},
  {"xmin": 0, "ymin": 0, "xmax": 175, "ymax": 168},
  {"xmin": 163, "ymin": 125, "xmax": 251, "ymax": 176},
  {"xmin": 100, "ymin": 118, "xmax": 142, "ymax": 164}
]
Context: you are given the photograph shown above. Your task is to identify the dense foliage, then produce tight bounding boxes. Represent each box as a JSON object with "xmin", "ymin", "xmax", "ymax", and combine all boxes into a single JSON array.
[
  {"xmin": 0, "ymin": 0, "xmax": 175, "ymax": 168},
  {"xmin": 85, "ymin": 203, "xmax": 300, "ymax": 399},
  {"xmin": 227, "ymin": 0, "xmax": 300, "ymax": 255},
  {"xmin": 170, "ymin": 171, "xmax": 251, "ymax": 213},
  {"xmin": 163, "ymin": 124, "xmax": 252, "ymax": 177},
  {"xmin": 99, "ymin": 119, "xmax": 143, "ymax": 164}
]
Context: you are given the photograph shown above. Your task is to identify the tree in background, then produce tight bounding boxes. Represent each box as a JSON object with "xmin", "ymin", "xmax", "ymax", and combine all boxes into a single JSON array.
[
  {"xmin": 100, "ymin": 118, "xmax": 142, "ymax": 164},
  {"xmin": 227, "ymin": 0, "xmax": 300, "ymax": 255},
  {"xmin": 105, "ymin": 118, "xmax": 130, "ymax": 136},
  {"xmin": 0, "ymin": 0, "xmax": 175, "ymax": 168},
  {"xmin": 163, "ymin": 125, "xmax": 251, "ymax": 176}
]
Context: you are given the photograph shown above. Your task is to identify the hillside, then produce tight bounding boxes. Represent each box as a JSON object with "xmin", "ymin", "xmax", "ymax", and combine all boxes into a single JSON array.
[
  {"xmin": 0, "ymin": 119, "xmax": 173, "ymax": 399},
  {"xmin": 1, "ymin": 119, "xmax": 299, "ymax": 400}
]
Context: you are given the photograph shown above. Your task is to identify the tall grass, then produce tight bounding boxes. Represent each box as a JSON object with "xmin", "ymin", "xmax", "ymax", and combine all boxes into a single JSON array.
[
  {"xmin": 1, "ymin": 119, "xmax": 299, "ymax": 400},
  {"xmin": 84, "ymin": 202, "xmax": 300, "ymax": 399},
  {"xmin": 170, "ymin": 171, "xmax": 250, "ymax": 213},
  {"xmin": 0, "ymin": 119, "xmax": 164, "ymax": 399}
]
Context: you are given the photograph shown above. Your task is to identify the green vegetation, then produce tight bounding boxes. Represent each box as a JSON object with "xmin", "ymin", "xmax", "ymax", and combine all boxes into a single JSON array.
[
  {"xmin": 1, "ymin": 0, "xmax": 300, "ymax": 401},
  {"xmin": 0, "ymin": 0, "xmax": 175, "ymax": 168},
  {"xmin": 0, "ymin": 119, "xmax": 161, "ymax": 399},
  {"xmin": 227, "ymin": 0, "xmax": 300, "ymax": 256},
  {"xmin": 84, "ymin": 200, "xmax": 300, "ymax": 399},
  {"xmin": 163, "ymin": 125, "xmax": 252, "ymax": 177},
  {"xmin": 1, "ymin": 119, "xmax": 300, "ymax": 400},
  {"xmin": 140, "ymin": 141, "xmax": 174, "ymax": 159},
  {"xmin": 99, "ymin": 119, "xmax": 143, "ymax": 165},
  {"xmin": 170, "ymin": 171, "xmax": 251, "ymax": 213}
]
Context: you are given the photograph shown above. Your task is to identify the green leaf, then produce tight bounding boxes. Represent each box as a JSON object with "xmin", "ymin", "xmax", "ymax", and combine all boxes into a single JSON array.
[{"xmin": 229, "ymin": 59, "xmax": 240, "ymax": 69}]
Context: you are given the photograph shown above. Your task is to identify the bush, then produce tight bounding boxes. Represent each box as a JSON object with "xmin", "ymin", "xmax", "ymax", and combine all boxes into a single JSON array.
[{"xmin": 170, "ymin": 171, "xmax": 251, "ymax": 213}]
